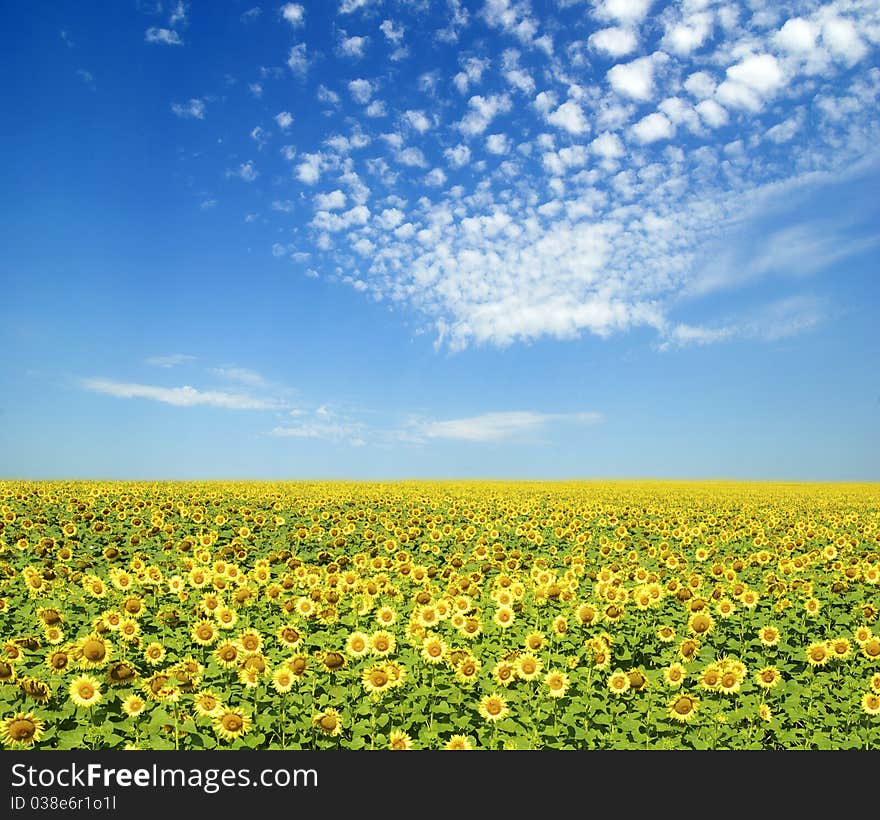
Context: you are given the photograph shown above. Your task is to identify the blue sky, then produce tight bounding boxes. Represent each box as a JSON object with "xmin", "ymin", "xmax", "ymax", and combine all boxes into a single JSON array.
[{"xmin": 1, "ymin": 0, "xmax": 879, "ymax": 480}]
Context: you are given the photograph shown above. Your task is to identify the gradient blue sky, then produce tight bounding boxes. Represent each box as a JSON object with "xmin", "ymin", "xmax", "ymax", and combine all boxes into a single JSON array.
[{"xmin": 2, "ymin": 0, "xmax": 879, "ymax": 480}]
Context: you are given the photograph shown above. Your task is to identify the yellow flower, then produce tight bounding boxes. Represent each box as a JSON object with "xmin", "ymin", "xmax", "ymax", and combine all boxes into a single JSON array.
[
  {"xmin": 213, "ymin": 708, "xmax": 251, "ymax": 742},
  {"xmin": 0, "ymin": 712, "xmax": 45, "ymax": 748},
  {"xmin": 478, "ymin": 693, "xmax": 509, "ymax": 723},
  {"xmin": 69, "ymin": 675, "xmax": 102, "ymax": 708}
]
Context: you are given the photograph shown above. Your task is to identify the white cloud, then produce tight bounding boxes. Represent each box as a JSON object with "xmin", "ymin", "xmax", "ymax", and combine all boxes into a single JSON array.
[
  {"xmin": 398, "ymin": 146, "xmax": 428, "ymax": 167},
  {"xmin": 366, "ymin": 100, "xmax": 387, "ymax": 117},
  {"xmin": 380, "ymin": 18, "xmax": 404, "ymax": 43},
  {"xmin": 404, "ymin": 109, "xmax": 432, "ymax": 133},
  {"xmin": 590, "ymin": 130, "xmax": 625, "ymax": 159},
  {"xmin": 546, "ymin": 100, "xmax": 590, "ymax": 135},
  {"xmin": 145, "ymin": 28, "xmax": 183, "ymax": 45},
  {"xmin": 457, "ymin": 94, "xmax": 512, "ymax": 137},
  {"xmin": 275, "ymin": 111, "xmax": 293, "ymax": 130},
  {"xmin": 822, "ymin": 16, "xmax": 868, "ymax": 65},
  {"xmin": 145, "ymin": 354, "xmax": 197, "ymax": 368},
  {"xmin": 774, "ymin": 17, "xmax": 819, "ymax": 54},
  {"xmin": 296, "ymin": 153, "xmax": 325, "ymax": 184},
  {"xmin": 607, "ymin": 53, "xmax": 667, "ymax": 101},
  {"xmin": 593, "ymin": 0, "xmax": 653, "ymax": 26},
  {"xmin": 338, "ymin": 34, "xmax": 368, "ymax": 58},
  {"xmin": 339, "ymin": 0, "xmax": 373, "ymax": 12},
  {"xmin": 684, "ymin": 71, "xmax": 717, "ymax": 100},
  {"xmin": 413, "ymin": 410, "xmax": 603, "ymax": 442},
  {"xmin": 486, "ymin": 133, "xmax": 511, "ymax": 154},
  {"xmin": 241, "ymin": 7, "xmax": 261, "ymax": 23},
  {"xmin": 200, "ymin": 199, "xmax": 216, "ymax": 210},
  {"xmin": 445, "ymin": 144, "xmax": 471, "ymax": 168},
  {"xmin": 630, "ymin": 111, "xmax": 675, "ymax": 144},
  {"xmin": 280, "ymin": 3, "xmax": 305, "ymax": 26},
  {"xmin": 171, "ymin": 98, "xmax": 205, "ymax": 119},
  {"xmin": 425, "ymin": 167, "xmax": 448, "ymax": 186},
  {"xmin": 348, "ymin": 78, "xmax": 374, "ymax": 103},
  {"xmin": 695, "ymin": 98, "xmax": 728, "ymax": 128},
  {"xmin": 271, "ymin": 200, "xmax": 294, "ymax": 212},
  {"xmin": 662, "ymin": 12, "xmax": 713, "ymax": 56},
  {"xmin": 82, "ymin": 378, "xmax": 282, "ymax": 410},
  {"xmin": 287, "ymin": 43, "xmax": 308, "ymax": 74},
  {"xmin": 169, "ymin": 1, "xmax": 188, "ymax": 27},
  {"xmin": 589, "ymin": 26, "xmax": 638, "ymax": 57},
  {"xmin": 229, "ymin": 161, "xmax": 258, "ymax": 182},
  {"xmin": 317, "ymin": 85, "xmax": 340, "ymax": 105},
  {"xmin": 454, "ymin": 56, "xmax": 489, "ymax": 94},
  {"xmin": 314, "ymin": 189, "xmax": 347, "ymax": 210},
  {"xmin": 716, "ymin": 53, "xmax": 785, "ymax": 112},
  {"xmin": 482, "ymin": 0, "xmax": 539, "ymax": 45}
]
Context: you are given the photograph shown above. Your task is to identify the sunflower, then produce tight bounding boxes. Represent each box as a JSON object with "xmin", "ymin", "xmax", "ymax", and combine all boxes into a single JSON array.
[
  {"xmin": 271, "ymin": 666, "xmax": 294, "ymax": 694},
  {"xmin": 863, "ymin": 692, "xmax": 880, "ymax": 716},
  {"xmin": 718, "ymin": 669, "xmax": 742, "ymax": 696},
  {"xmin": 45, "ymin": 649, "xmax": 70, "ymax": 674},
  {"xmin": 607, "ymin": 671, "xmax": 630, "ymax": 696},
  {"xmin": 493, "ymin": 606, "xmax": 515, "ymax": 629},
  {"xmin": 362, "ymin": 664, "xmax": 393, "ymax": 695},
  {"xmin": 805, "ymin": 642, "xmax": 831, "ymax": 667},
  {"xmin": 43, "ymin": 625, "xmax": 64, "ymax": 645},
  {"xmin": 277, "ymin": 625, "xmax": 303, "ymax": 649},
  {"xmin": 627, "ymin": 668, "xmax": 649, "ymax": 693},
  {"xmin": 214, "ymin": 641, "xmax": 240, "ymax": 668},
  {"xmin": 870, "ymin": 673, "xmax": 880, "ymax": 694},
  {"xmin": 854, "ymin": 626, "xmax": 873, "ymax": 646},
  {"xmin": 213, "ymin": 708, "xmax": 251, "ymax": 742},
  {"xmin": 758, "ymin": 625, "xmax": 781, "ymax": 647},
  {"xmin": 758, "ymin": 703, "xmax": 773, "ymax": 723},
  {"xmin": 193, "ymin": 690, "xmax": 224, "ymax": 717},
  {"xmin": 0, "ymin": 712, "xmax": 45, "ymax": 749},
  {"xmin": 478, "ymin": 692, "xmax": 509, "ymax": 723},
  {"xmin": 375, "ymin": 606, "xmax": 397, "ymax": 626},
  {"xmin": 312, "ymin": 708, "xmax": 343, "ymax": 737},
  {"xmin": 389, "ymin": 730, "xmax": 414, "ymax": 750},
  {"xmin": 515, "ymin": 652, "xmax": 543, "ymax": 682},
  {"xmin": 345, "ymin": 631, "xmax": 371, "ymax": 658},
  {"xmin": 191, "ymin": 619, "xmax": 218, "ymax": 646},
  {"xmin": 370, "ymin": 631, "xmax": 396, "ymax": 657},
  {"xmin": 76, "ymin": 633, "xmax": 112, "ymax": 669},
  {"xmin": 656, "ymin": 625, "xmax": 676, "ymax": 644},
  {"xmin": 286, "ymin": 653, "xmax": 309, "ymax": 679},
  {"xmin": 524, "ymin": 632, "xmax": 546, "ymax": 652},
  {"xmin": 143, "ymin": 642, "xmax": 166, "ymax": 666},
  {"xmin": 19, "ymin": 676, "xmax": 52, "ymax": 704},
  {"xmin": 687, "ymin": 612, "xmax": 714, "ymax": 637},
  {"xmin": 668, "ymin": 693, "xmax": 699, "ymax": 723},
  {"xmin": 663, "ymin": 663, "xmax": 686, "ymax": 688},
  {"xmin": 237, "ymin": 629, "xmax": 262, "ymax": 655},
  {"xmin": 492, "ymin": 660, "xmax": 517, "ymax": 687},
  {"xmin": 544, "ymin": 670, "xmax": 570, "ymax": 698},
  {"xmin": 678, "ymin": 638, "xmax": 699, "ymax": 662},
  {"xmin": 699, "ymin": 664, "xmax": 722, "ymax": 691},
  {"xmin": 320, "ymin": 651, "xmax": 346, "ymax": 673},
  {"xmin": 755, "ymin": 666, "xmax": 782, "ymax": 690},
  {"xmin": 830, "ymin": 638, "xmax": 852, "ymax": 660},
  {"xmin": 444, "ymin": 734, "xmax": 473, "ymax": 750},
  {"xmin": 70, "ymin": 675, "xmax": 102, "ymax": 708},
  {"xmin": 421, "ymin": 635, "xmax": 447, "ymax": 665},
  {"xmin": 106, "ymin": 661, "xmax": 138, "ymax": 687},
  {"xmin": 215, "ymin": 607, "xmax": 238, "ymax": 630},
  {"xmin": 861, "ymin": 637, "xmax": 880, "ymax": 662},
  {"xmin": 454, "ymin": 655, "xmax": 481, "ymax": 685},
  {"xmin": 122, "ymin": 695, "xmax": 147, "ymax": 717}
]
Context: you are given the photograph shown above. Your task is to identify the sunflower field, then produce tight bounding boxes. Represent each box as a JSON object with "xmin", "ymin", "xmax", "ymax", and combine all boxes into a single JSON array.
[{"xmin": 1, "ymin": 480, "xmax": 879, "ymax": 750}]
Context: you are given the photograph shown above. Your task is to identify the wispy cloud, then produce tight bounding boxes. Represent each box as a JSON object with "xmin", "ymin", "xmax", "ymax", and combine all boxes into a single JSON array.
[
  {"xmin": 81, "ymin": 378, "xmax": 284, "ymax": 410},
  {"xmin": 408, "ymin": 410, "xmax": 604, "ymax": 442},
  {"xmin": 661, "ymin": 294, "xmax": 827, "ymax": 350},
  {"xmin": 210, "ymin": 366, "xmax": 267, "ymax": 386},
  {"xmin": 144, "ymin": 354, "xmax": 197, "ymax": 368},
  {"xmin": 145, "ymin": 27, "xmax": 183, "ymax": 45}
]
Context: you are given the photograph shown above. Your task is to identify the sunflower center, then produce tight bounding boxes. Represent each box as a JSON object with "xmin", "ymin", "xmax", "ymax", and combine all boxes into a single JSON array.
[
  {"xmin": 675, "ymin": 698, "xmax": 694, "ymax": 715},
  {"xmin": 370, "ymin": 670, "xmax": 388, "ymax": 687},
  {"xmin": 487, "ymin": 700, "xmax": 502, "ymax": 715},
  {"xmin": 320, "ymin": 715, "xmax": 337, "ymax": 731},
  {"xmin": 82, "ymin": 640, "xmax": 106, "ymax": 661},
  {"xmin": 223, "ymin": 715, "xmax": 243, "ymax": 732},
  {"xmin": 10, "ymin": 719, "xmax": 36, "ymax": 740}
]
